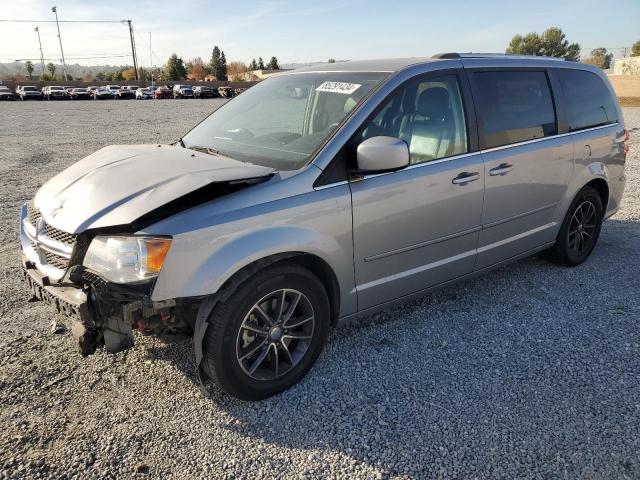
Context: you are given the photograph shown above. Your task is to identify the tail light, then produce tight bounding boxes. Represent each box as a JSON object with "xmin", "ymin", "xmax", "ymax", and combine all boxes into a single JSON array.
[{"xmin": 623, "ymin": 129, "xmax": 629, "ymax": 160}]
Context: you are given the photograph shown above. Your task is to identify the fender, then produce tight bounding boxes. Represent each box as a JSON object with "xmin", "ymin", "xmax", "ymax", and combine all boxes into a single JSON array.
[{"xmin": 151, "ymin": 223, "xmax": 357, "ymax": 316}]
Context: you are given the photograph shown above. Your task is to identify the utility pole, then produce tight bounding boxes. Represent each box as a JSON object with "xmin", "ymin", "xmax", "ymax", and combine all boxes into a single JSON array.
[
  {"xmin": 127, "ymin": 20, "xmax": 139, "ymax": 81},
  {"xmin": 51, "ymin": 7, "xmax": 67, "ymax": 81},
  {"xmin": 34, "ymin": 26, "xmax": 45, "ymax": 76},
  {"xmin": 149, "ymin": 32, "xmax": 154, "ymax": 88}
]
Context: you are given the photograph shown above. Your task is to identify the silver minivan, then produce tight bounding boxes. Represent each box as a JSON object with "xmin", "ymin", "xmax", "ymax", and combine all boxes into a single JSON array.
[{"xmin": 20, "ymin": 54, "xmax": 628, "ymax": 400}]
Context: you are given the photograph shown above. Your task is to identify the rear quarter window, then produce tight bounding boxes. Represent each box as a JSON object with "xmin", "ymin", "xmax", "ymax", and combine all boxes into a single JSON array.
[
  {"xmin": 472, "ymin": 71, "xmax": 557, "ymax": 149},
  {"xmin": 556, "ymin": 69, "xmax": 618, "ymax": 132}
]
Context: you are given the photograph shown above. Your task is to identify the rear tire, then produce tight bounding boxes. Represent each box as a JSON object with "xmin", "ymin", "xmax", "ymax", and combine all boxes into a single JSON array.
[
  {"xmin": 202, "ymin": 262, "xmax": 330, "ymax": 400},
  {"xmin": 550, "ymin": 186, "xmax": 604, "ymax": 266}
]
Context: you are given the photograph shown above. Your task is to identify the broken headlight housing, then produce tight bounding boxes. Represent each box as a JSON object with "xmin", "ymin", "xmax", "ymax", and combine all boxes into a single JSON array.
[{"xmin": 83, "ymin": 236, "xmax": 172, "ymax": 283}]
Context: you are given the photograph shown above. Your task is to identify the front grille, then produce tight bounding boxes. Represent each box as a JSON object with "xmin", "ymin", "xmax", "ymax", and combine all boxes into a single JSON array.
[
  {"xmin": 44, "ymin": 250, "xmax": 69, "ymax": 270},
  {"xmin": 26, "ymin": 202, "xmax": 76, "ymax": 271},
  {"xmin": 82, "ymin": 269, "xmax": 106, "ymax": 288},
  {"xmin": 27, "ymin": 202, "xmax": 41, "ymax": 226},
  {"xmin": 44, "ymin": 223, "xmax": 75, "ymax": 246}
]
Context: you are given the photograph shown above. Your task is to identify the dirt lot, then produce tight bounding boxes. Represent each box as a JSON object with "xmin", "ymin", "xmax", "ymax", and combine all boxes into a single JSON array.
[
  {"xmin": 0, "ymin": 101, "xmax": 639, "ymax": 479},
  {"xmin": 608, "ymin": 75, "xmax": 640, "ymax": 106}
]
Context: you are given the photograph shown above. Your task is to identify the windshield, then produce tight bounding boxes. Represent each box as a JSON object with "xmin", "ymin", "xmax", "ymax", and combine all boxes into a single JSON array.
[
  {"xmin": 24, "ymin": 86, "xmax": 37, "ymax": 91},
  {"xmin": 182, "ymin": 71, "xmax": 388, "ymax": 170}
]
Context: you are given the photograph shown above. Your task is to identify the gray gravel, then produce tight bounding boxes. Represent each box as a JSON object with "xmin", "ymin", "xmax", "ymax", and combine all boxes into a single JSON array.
[{"xmin": 1, "ymin": 100, "xmax": 639, "ymax": 479}]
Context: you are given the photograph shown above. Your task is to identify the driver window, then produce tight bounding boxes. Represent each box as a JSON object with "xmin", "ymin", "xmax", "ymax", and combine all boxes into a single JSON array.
[{"xmin": 361, "ymin": 74, "xmax": 468, "ymax": 165}]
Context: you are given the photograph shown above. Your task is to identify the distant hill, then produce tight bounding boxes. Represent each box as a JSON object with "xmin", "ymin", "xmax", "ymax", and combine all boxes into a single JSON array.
[{"xmin": 0, "ymin": 62, "xmax": 128, "ymax": 80}]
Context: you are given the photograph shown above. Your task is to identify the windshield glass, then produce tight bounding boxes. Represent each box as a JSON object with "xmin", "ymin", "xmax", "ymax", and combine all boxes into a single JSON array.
[{"xmin": 182, "ymin": 71, "xmax": 388, "ymax": 170}]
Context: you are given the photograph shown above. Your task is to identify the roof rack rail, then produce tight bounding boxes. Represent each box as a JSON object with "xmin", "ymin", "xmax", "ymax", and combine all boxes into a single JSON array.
[{"xmin": 431, "ymin": 52, "xmax": 567, "ymax": 61}]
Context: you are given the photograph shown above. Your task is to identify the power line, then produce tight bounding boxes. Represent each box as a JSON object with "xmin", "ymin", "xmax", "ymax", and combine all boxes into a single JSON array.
[
  {"xmin": 4, "ymin": 54, "xmax": 133, "ymax": 62},
  {"xmin": 0, "ymin": 19, "xmax": 127, "ymax": 23}
]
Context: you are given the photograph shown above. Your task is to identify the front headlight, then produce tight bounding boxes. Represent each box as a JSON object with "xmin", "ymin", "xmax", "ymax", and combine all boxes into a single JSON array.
[{"xmin": 83, "ymin": 236, "xmax": 172, "ymax": 284}]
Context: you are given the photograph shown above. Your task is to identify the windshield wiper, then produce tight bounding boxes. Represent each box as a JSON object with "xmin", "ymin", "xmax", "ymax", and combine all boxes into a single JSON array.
[
  {"xmin": 177, "ymin": 137, "xmax": 185, "ymax": 148},
  {"xmin": 188, "ymin": 145, "xmax": 220, "ymax": 156}
]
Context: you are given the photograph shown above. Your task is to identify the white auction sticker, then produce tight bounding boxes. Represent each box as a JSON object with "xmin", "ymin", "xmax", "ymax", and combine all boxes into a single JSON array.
[{"xmin": 315, "ymin": 81, "xmax": 361, "ymax": 95}]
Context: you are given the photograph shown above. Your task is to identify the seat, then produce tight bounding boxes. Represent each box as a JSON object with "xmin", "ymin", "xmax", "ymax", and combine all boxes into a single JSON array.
[{"xmin": 400, "ymin": 87, "xmax": 455, "ymax": 163}]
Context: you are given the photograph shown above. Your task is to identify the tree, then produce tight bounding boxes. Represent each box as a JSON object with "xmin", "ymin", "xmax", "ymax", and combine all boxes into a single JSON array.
[
  {"xmin": 210, "ymin": 46, "xmax": 227, "ymax": 80},
  {"xmin": 164, "ymin": 53, "xmax": 187, "ymax": 81},
  {"xmin": 121, "ymin": 67, "xmax": 137, "ymax": 81},
  {"xmin": 25, "ymin": 61, "xmax": 34, "ymax": 80},
  {"xmin": 227, "ymin": 61, "xmax": 248, "ymax": 81},
  {"xmin": 46, "ymin": 62, "xmax": 56, "ymax": 77},
  {"xmin": 328, "ymin": 58, "xmax": 336, "ymax": 63},
  {"xmin": 96, "ymin": 72, "xmax": 106, "ymax": 81},
  {"xmin": 220, "ymin": 51, "xmax": 228, "ymax": 80},
  {"xmin": 506, "ymin": 27, "xmax": 580, "ymax": 61},
  {"xmin": 257, "ymin": 57, "xmax": 265, "ymax": 69},
  {"xmin": 267, "ymin": 56, "xmax": 280, "ymax": 70},
  {"xmin": 82, "ymin": 71, "xmax": 94, "ymax": 82},
  {"xmin": 187, "ymin": 57, "xmax": 208, "ymax": 81},
  {"xmin": 632, "ymin": 40, "xmax": 640, "ymax": 57},
  {"xmin": 249, "ymin": 58, "xmax": 258, "ymax": 70},
  {"xmin": 584, "ymin": 48, "xmax": 613, "ymax": 69}
]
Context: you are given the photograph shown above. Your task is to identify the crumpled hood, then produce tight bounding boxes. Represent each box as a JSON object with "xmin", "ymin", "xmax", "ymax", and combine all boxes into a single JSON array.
[{"xmin": 34, "ymin": 144, "xmax": 274, "ymax": 233}]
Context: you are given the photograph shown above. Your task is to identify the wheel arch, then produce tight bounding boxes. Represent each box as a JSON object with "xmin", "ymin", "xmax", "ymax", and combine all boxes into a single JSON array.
[
  {"xmin": 210, "ymin": 252, "xmax": 341, "ymax": 326},
  {"xmin": 583, "ymin": 177, "xmax": 609, "ymax": 211}
]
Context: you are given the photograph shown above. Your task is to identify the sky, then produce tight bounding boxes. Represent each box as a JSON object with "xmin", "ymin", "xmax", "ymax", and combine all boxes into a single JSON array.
[{"xmin": 0, "ymin": 0, "xmax": 638, "ymax": 68}]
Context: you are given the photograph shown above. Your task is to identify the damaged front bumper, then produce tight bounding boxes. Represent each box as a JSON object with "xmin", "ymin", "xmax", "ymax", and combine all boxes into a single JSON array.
[{"xmin": 22, "ymin": 257, "xmax": 193, "ymax": 356}]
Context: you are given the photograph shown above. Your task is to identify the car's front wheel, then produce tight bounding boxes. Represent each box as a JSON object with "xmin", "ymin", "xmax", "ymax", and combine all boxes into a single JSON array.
[
  {"xmin": 202, "ymin": 262, "xmax": 330, "ymax": 400},
  {"xmin": 551, "ymin": 186, "xmax": 604, "ymax": 266}
]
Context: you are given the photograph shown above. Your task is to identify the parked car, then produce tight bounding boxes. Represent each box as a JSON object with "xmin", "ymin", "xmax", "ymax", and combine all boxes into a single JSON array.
[
  {"xmin": 86, "ymin": 86, "xmax": 99, "ymax": 95},
  {"xmin": 123, "ymin": 85, "xmax": 140, "ymax": 91},
  {"xmin": 63, "ymin": 86, "xmax": 75, "ymax": 93},
  {"xmin": 193, "ymin": 85, "xmax": 219, "ymax": 98},
  {"xmin": 44, "ymin": 85, "xmax": 68, "ymax": 100},
  {"xmin": 173, "ymin": 84, "xmax": 194, "ymax": 98},
  {"xmin": 114, "ymin": 88, "xmax": 135, "ymax": 100},
  {"xmin": 17, "ymin": 85, "xmax": 44, "ymax": 100},
  {"xmin": 234, "ymin": 87, "xmax": 247, "ymax": 95},
  {"xmin": 154, "ymin": 86, "xmax": 172, "ymax": 99},
  {"xmin": 0, "ymin": 85, "xmax": 15, "ymax": 100},
  {"xmin": 19, "ymin": 54, "xmax": 627, "ymax": 401},
  {"xmin": 218, "ymin": 86, "xmax": 234, "ymax": 98},
  {"xmin": 69, "ymin": 88, "xmax": 91, "ymax": 100},
  {"xmin": 93, "ymin": 88, "xmax": 115, "ymax": 100},
  {"xmin": 135, "ymin": 87, "xmax": 154, "ymax": 100}
]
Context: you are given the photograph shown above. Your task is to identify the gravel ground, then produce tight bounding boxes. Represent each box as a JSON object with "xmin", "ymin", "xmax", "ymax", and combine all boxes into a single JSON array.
[{"xmin": 0, "ymin": 101, "xmax": 639, "ymax": 479}]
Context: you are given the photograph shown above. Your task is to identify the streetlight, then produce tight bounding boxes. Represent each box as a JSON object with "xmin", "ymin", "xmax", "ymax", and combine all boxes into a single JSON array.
[
  {"xmin": 51, "ymin": 6, "xmax": 67, "ymax": 80},
  {"xmin": 34, "ymin": 26, "xmax": 46, "ymax": 76}
]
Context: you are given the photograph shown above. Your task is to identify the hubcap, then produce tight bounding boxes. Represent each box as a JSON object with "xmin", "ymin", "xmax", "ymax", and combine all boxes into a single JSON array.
[
  {"xmin": 568, "ymin": 200, "xmax": 597, "ymax": 254},
  {"xmin": 236, "ymin": 289, "xmax": 315, "ymax": 381}
]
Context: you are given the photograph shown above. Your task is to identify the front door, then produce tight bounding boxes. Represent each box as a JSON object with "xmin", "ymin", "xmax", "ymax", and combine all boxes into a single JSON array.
[{"xmin": 350, "ymin": 72, "xmax": 484, "ymax": 310}]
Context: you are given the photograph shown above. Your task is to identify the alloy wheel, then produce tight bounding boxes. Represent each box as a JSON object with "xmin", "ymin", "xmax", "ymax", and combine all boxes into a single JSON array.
[
  {"xmin": 568, "ymin": 200, "xmax": 597, "ymax": 254},
  {"xmin": 236, "ymin": 289, "xmax": 315, "ymax": 381}
]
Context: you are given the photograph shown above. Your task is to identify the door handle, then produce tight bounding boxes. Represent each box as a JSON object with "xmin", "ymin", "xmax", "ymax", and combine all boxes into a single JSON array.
[
  {"xmin": 452, "ymin": 172, "xmax": 480, "ymax": 185},
  {"xmin": 489, "ymin": 163, "xmax": 513, "ymax": 176}
]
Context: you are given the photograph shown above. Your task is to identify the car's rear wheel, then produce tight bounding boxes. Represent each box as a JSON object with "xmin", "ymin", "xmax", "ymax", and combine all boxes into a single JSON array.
[
  {"xmin": 550, "ymin": 186, "xmax": 604, "ymax": 266},
  {"xmin": 202, "ymin": 262, "xmax": 330, "ymax": 400}
]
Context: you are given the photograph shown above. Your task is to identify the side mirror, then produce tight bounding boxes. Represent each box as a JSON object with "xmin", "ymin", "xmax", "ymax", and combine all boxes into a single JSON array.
[{"xmin": 356, "ymin": 136, "xmax": 410, "ymax": 173}]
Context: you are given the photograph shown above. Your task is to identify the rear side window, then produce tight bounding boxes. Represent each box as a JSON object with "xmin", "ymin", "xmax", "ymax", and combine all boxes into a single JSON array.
[
  {"xmin": 473, "ymin": 71, "xmax": 557, "ymax": 149},
  {"xmin": 556, "ymin": 69, "xmax": 618, "ymax": 132}
]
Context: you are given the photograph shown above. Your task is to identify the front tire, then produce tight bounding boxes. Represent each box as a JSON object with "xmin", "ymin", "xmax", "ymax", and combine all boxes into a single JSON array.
[
  {"xmin": 202, "ymin": 262, "xmax": 330, "ymax": 400},
  {"xmin": 550, "ymin": 186, "xmax": 604, "ymax": 266}
]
